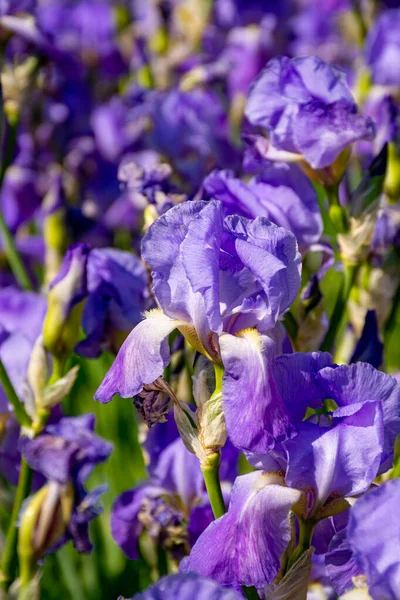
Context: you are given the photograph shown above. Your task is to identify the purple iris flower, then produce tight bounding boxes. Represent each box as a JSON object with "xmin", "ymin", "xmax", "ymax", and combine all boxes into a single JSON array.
[
  {"xmin": 20, "ymin": 414, "xmax": 112, "ymax": 553},
  {"xmin": 96, "ymin": 200, "xmax": 301, "ymax": 452},
  {"xmin": 245, "ymin": 56, "xmax": 375, "ymax": 170},
  {"xmin": 183, "ymin": 354, "xmax": 400, "ymax": 589},
  {"xmin": 326, "ymin": 479, "xmax": 400, "ymax": 598},
  {"xmin": 130, "ymin": 572, "xmax": 242, "ymax": 600},
  {"xmin": 111, "ymin": 435, "xmax": 233, "ymax": 560},
  {"xmin": 250, "ymin": 354, "xmax": 400, "ymax": 513},
  {"xmin": 204, "ymin": 162, "xmax": 322, "ymax": 251},
  {"xmin": 365, "ymin": 9, "xmax": 400, "ymax": 87}
]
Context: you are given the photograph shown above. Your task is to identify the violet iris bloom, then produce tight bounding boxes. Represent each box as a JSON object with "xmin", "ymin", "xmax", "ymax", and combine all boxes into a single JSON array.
[
  {"xmin": 131, "ymin": 573, "xmax": 242, "ymax": 600},
  {"xmin": 20, "ymin": 414, "xmax": 112, "ymax": 553},
  {"xmin": 96, "ymin": 200, "xmax": 301, "ymax": 453},
  {"xmin": 326, "ymin": 479, "xmax": 400, "ymax": 598},
  {"xmin": 245, "ymin": 56, "xmax": 375, "ymax": 171}
]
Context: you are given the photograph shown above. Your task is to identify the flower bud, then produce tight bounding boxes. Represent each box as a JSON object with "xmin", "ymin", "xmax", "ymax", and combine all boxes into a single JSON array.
[
  {"xmin": 18, "ymin": 481, "xmax": 74, "ymax": 566},
  {"xmin": 174, "ymin": 361, "xmax": 226, "ymax": 468},
  {"xmin": 43, "ymin": 171, "xmax": 68, "ymax": 287},
  {"xmin": 43, "ymin": 244, "xmax": 90, "ymax": 361},
  {"xmin": 384, "ymin": 142, "xmax": 400, "ymax": 202}
]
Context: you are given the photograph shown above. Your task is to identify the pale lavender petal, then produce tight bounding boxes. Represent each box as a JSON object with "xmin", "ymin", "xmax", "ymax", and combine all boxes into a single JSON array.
[
  {"xmin": 317, "ymin": 362, "xmax": 400, "ymax": 473},
  {"xmin": 94, "ymin": 311, "xmax": 178, "ymax": 403}
]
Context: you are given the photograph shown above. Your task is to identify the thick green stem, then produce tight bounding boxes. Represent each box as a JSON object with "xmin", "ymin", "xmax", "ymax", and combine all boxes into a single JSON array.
[
  {"xmin": 201, "ymin": 453, "xmax": 226, "ymax": 519},
  {"xmin": 0, "ymin": 459, "xmax": 33, "ymax": 590},
  {"xmin": 0, "ymin": 208, "xmax": 33, "ymax": 290},
  {"xmin": 286, "ymin": 519, "xmax": 316, "ymax": 573},
  {"xmin": 320, "ymin": 263, "xmax": 359, "ymax": 353},
  {"xmin": 0, "ymin": 358, "xmax": 31, "ymax": 427}
]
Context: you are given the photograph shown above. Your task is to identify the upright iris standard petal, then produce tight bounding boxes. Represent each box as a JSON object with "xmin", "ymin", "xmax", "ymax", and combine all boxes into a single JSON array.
[
  {"xmin": 284, "ymin": 403, "xmax": 384, "ymax": 515},
  {"xmin": 181, "ymin": 201, "xmax": 224, "ymax": 337},
  {"xmin": 142, "ymin": 201, "xmax": 223, "ymax": 355},
  {"xmin": 94, "ymin": 310, "xmax": 179, "ymax": 403},
  {"xmin": 182, "ymin": 471, "xmax": 302, "ymax": 588},
  {"xmin": 245, "ymin": 56, "xmax": 375, "ymax": 169},
  {"xmin": 220, "ymin": 330, "xmax": 295, "ymax": 453},
  {"xmin": 224, "ymin": 215, "xmax": 301, "ymax": 329},
  {"xmin": 346, "ymin": 479, "xmax": 400, "ymax": 599},
  {"xmin": 132, "ymin": 573, "xmax": 242, "ymax": 600}
]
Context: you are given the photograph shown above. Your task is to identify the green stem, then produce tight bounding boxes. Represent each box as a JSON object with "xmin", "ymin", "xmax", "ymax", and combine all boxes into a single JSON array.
[
  {"xmin": 0, "ymin": 459, "xmax": 33, "ymax": 590},
  {"xmin": 320, "ymin": 263, "xmax": 359, "ymax": 353},
  {"xmin": 0, "ymin": 116, "xmax": 33, "ymax": 291},
  {"xmin": 384, "ymin": 278, "xmax": 400, "ymax": 348},
  {"xmin": 286, "ymin": 518, "xmax": 316, "ymax": 573},
  {"xmin": 201, "ymin": 453, "xmax": 226, "ymax": 519},
  {"xmin": 0, "ymin": 358, "xmax": 31, "ymax": 427},
  {"xmin": 282, "ymin": 311, "xmax": 298, "ymax": 343},
  {"xmin": 242, "ymin": 585, "xmax": 260, "ymax": 600}
]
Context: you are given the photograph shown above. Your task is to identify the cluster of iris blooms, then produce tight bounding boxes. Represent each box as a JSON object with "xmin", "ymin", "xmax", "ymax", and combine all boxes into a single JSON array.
[{"xmin": 0, "ymin": 1, "xmax": 399, "ymax": 599}]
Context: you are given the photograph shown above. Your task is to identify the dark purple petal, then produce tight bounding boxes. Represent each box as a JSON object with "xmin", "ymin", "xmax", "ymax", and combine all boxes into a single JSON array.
[
  {"xmin": 21, "ymin": 415, "xmax": 112, "ymax": 485},
  {"xmin": 272, "ymin": 352, "xmax": 333, "ymax": 423},
  {"xmin": 111, "ymin": 484, "xmax": 165, "ymax": 560},
  {"xmin": 325, "ymin": 529, "xmax": 362, "ymax": 595}
]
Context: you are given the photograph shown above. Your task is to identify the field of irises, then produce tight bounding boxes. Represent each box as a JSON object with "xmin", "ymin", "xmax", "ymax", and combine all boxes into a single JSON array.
[{"xmin": 0, "ymin": 1, "xmax": 399, "ymax": 599}]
